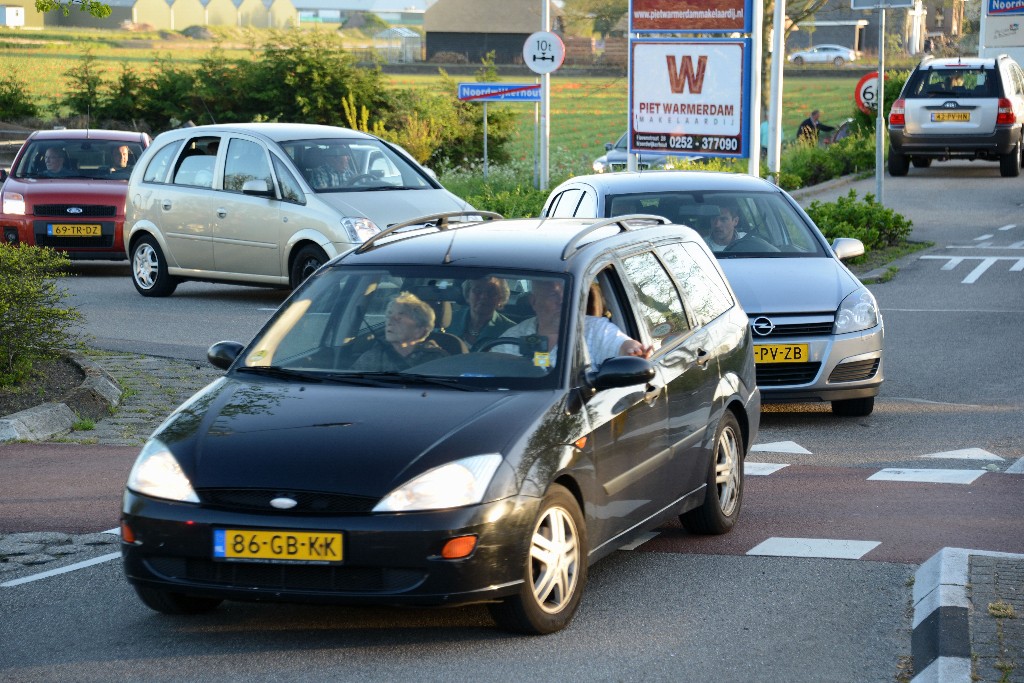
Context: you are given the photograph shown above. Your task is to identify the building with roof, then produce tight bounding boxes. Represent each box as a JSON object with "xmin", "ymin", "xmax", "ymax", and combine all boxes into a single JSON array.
[{"xmin": 424, "ymin": 0, "xmax": 563, "ymax": 64}]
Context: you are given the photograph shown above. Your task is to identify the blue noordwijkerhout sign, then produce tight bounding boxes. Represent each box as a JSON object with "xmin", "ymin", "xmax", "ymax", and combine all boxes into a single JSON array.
[{"xmin": 457, "ymin": 83, "xmax": 542, "ymax": 102}]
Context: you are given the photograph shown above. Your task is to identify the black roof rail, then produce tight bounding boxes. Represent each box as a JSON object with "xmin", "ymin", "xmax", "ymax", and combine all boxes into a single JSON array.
[
  {"xmin": 561, "ymin": 214, "xmax": 671, "ymax": 260},
  {"xmin": 355, "ymin": 211, "xmax": 504, "ymax": 254}
]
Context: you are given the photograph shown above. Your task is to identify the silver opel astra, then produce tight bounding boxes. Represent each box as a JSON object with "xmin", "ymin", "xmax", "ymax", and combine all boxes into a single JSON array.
[{"xmin": 542, "ymin": 171, "xmax": 883, "ymax": 416}]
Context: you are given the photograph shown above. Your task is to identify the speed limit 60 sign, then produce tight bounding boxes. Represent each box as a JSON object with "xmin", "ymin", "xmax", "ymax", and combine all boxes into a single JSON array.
[{"xmin": 855, "ymin": 72, "xmax": 880, "ymax": 114}]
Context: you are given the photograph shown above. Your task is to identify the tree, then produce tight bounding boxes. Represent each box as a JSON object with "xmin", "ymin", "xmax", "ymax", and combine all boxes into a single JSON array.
[
  {"xmin": 762, "ymin": 0, "xmax": 830, "ymax": 115},
  {"xmin": 561, "ymin": 0, "xmax": 628, "ymax": 37},
  {"xmin": 35, "ymin": 0, "xmax": 111, "ymax": 18}
]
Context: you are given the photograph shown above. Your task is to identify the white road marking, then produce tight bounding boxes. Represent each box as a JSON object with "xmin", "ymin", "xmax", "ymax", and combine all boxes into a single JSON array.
[
  {"xmin": 869, "ymin": 469, "xmax": 986, "ymax": 484},
  {"xmin": 1, "ymin": 552, "xmax": 121, "ymax": 588},
  {"xmin": 975, "ymin": 234, "xmax": 993, "ymax": 241},
  {"xmin": 745, "ymin": 462, "xmax": 790, "ymax": 476},
  {"xmin": 750, "ymin": 441, "xmax": 812, "ymax": 454},
  {"xmin": 1006, "ymin": 458, "xmax": 1024, "ymax": 474},
  {"xmin": 747, "ymin": 537, "xmax": 880, "ymax": 559},
  {"xmin": 619, "ymin": 532, "xmax": 659, "ymax": 551},
  {"xmin": 920, "ymin": 255, "xmax": 1024, "ymax": 283},
  {"xmin": 919, "ymin": 448, "xmax": 1004, "ymax": 461},
  {"xmin": 962, "ymin": 258, "xmax": 998, "ymax": 283},
  {"xmin": 998, "ymin": 224, "xmax": 1016, "ymax": 231}
]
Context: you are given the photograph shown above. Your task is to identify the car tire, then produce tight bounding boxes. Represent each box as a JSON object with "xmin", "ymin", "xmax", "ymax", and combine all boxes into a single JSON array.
[
  {"xmin": 999, "ymin": 142, "xmax": 1022, "ymax": 177},
  {"xmin": 832, "ymin": 396, "xmax": 875, "ymax": 417},
  {"xmin": 792, "ymin": 56, "xmax": 804, "ymax": 66},
  {"xmin": 133, "ymin": 585, "xmax": 222, "ymax": 615},
  {"xmin": 488, "ymin": 484, "xmax": 587, "ymax": 635},
  {"xmin": 131, "ymin": 235, "xmax": 179, "ymax": 297},
  {"xmin": 680, "ymin": 411, "xmax": 744, "ymax": 535},
  {"xmin": 833, "ymin": 57, "xmax": 845, "ymax": 67},
  {"xmin": 289, "ymin": 244, "xmax": 328, "ymax": 289},
  {"xmin": 887, "ymin": 146, "xmax": 910, "ymax": 176},
  {"xmin": 911, "ymin": 156, "xmax": 932, "ymax": 168}
]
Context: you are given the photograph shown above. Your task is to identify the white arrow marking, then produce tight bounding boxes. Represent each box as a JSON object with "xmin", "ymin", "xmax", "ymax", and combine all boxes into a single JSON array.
[
  {"xmin": 868, "ymin": 469, "xmax": 986, "ymax": 484},
  {"xmin": 751, "ymin": 441, "xmax": 812, "ymax": 454},
  {"xmin": 747, "ymin": 537, "xmax": 880, "ymax": 559},
  {"xmin": 919, "ymin": 448, "xmax": 1004, "ymax": 461},
  {"xmin": 745, "ymin": 462, "xmax": 790, "ymax": 476}
]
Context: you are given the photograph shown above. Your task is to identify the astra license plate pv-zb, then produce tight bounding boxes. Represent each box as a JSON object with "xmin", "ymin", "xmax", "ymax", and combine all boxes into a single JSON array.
[
  {"xmin": 213, "ymin": 529, "xmax": 343, "ymax": 563},
  {"xmin": 47, "ymin": 223, "xmax": 102, "ymax": 237},
  {"xmin": 754, "ymin": 344, "xmax": 809, "ymax": 364}
]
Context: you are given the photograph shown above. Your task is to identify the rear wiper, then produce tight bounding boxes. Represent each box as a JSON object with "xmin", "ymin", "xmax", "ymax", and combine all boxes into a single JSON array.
[{"xmin": 235, "ymin": 366, "xmax": 324, "ymax": 383}]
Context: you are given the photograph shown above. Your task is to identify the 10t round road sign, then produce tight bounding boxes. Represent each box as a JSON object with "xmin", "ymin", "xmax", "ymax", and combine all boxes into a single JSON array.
[{"xmin": 523, "ymin": 31, "xmax": 565, "ymax": 74}]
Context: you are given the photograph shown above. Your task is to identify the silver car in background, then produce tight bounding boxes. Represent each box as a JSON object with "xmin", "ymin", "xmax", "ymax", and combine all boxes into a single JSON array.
[
  {"xmin": 542, "ymin": 171, "xmax": 883, "ymax": 416},
  {"xmin": 124, "ymin": 123, "xmax": 471, "ymax": 296}
]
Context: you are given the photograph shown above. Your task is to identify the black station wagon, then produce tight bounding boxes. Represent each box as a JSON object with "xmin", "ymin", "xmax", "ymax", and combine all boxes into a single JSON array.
[{"xmin": 121, "ymin": 212, "xmax": 761, "ymax": 634}]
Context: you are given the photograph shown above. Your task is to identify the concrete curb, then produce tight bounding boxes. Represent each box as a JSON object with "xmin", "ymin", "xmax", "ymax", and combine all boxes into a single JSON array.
[
  {"xmin": 0, "ymin": 355, "xmax": 122, "ymax": 443},
  {"xmin": 911, "ymin": 547, "xmax": 1024, "ymax": 683},
  {"xmin": 787, "ymin": 173, "xmax": 863, "ymax": 201}
]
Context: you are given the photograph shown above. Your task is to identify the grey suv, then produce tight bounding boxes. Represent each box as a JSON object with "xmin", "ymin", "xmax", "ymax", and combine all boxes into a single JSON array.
[{"xmin": 888, "ymin": 55, "xmax": 1024, "ymax": 176}]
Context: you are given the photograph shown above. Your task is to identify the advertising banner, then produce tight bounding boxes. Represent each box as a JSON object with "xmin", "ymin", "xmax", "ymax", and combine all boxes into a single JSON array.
[
  {"xmin": 630, "ymin": 39, "xmax": 751, "ymax": 158},
  {"xmin": 630, "ymin": 0, "xmax": 751, "ymax": 34}
]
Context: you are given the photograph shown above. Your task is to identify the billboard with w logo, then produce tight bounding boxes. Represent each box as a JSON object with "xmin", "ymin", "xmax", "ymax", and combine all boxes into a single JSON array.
[{"xmin": 629, "ymin": 39, "xmax": 751, "ymax": 159}]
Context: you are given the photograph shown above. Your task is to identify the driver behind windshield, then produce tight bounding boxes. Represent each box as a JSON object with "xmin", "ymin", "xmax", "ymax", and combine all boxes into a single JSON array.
[
  {"xmin": 307, "ymin": 145, "xmax": 355, "ymax": 190},
  {"xmin": 706, "ymin": 204, "xmax": 745, "ymax": 252},
  {"xmin": 352, "ymin": 292, "xmax": 448, "ymax": 371}
]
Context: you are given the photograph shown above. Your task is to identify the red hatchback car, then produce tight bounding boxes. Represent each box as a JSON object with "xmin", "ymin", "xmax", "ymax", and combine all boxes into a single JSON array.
[{"xmin": 1, "ymin": 129, "xmax": 151, "ymax": 260}]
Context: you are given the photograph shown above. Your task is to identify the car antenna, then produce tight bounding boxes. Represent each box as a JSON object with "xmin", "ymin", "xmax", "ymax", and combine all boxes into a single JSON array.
[{"xmin": 197, "ymin": 96, "xmax": 217, "ymax": 125}]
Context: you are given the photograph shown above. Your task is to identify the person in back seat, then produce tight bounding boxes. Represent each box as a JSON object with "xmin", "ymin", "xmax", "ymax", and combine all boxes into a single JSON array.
[{"xmin": 448, "ymin": 276, "xmax": 515, "ymax": 348}]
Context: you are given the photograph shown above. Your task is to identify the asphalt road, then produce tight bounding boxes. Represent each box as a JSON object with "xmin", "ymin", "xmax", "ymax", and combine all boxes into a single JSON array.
[{"xmin": 1, "ymin": 160, "xmax": 1021, "ymax": 681}]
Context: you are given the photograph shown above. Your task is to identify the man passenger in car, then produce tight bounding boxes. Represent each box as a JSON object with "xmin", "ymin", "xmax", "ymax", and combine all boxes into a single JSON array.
[
  {"xmin": 448, "ymin": 276, "xmax": 515, "ymax": 347},
  {"xmin": 706, "ymin": 205, "xmax": 745, "ymax": 252},
  {"xmin": 352, "ymin": 292, "xmax": 449, "ymax": 371},
  {"xmin": 494, "ymin": 280, "xmax": 650, "ymax": 369},
  {"xmin": 41, "ymin": 146, "xmax": 71, "ymax": 177}
]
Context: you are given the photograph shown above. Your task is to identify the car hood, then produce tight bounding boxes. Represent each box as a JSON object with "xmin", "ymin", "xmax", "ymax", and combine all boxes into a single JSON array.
[
  {"xmin": 156, "ymin": 377, "xmax": 551, "ymax": 497},
  {"xmin": 2, "ymin": 177, "xmax": 129, "ymax": 207},
  {"xmin": 718, "ymin": 257, "xmax": 860, "ymax": 315},
  {"xmin": 314, "ymin": 189, "xmax": 471, "ymax": 227}
]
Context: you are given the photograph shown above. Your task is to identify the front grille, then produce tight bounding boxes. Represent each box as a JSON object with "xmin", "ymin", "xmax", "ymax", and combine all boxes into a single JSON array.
[
  {"xmin": 828, "ymin": 359, "xmax": 880, "ymax": 383},
  {"xmin": 34, "ymin": 204, "xmax": 117, "ymax": 217},
  {"xmin": 757, "ymin": 362, "xmax": 821, "ymax": 386},
  {"xmin": 146, "ymin": 557, "xmax": 426, "ymax": 593},
  {"xmin": 751, "ymin": 319, "xmax": 834, "ymax": 338},
  {"xmin": 35, "ymin": 235, "xmax": 115, "ymax": 249},
  {"xmin": 197, "ymin": 488, "xmax": 379, "ymax": 515}
]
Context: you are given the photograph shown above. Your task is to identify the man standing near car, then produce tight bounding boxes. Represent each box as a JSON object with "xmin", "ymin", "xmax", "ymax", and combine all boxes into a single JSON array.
[{"xmin": 797, "ymin": 110, "xmax": 835, "ymax": 145}]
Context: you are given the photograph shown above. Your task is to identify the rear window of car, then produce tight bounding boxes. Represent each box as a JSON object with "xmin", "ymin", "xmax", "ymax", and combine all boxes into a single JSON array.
[{"xmin": 903, "ymin": 67, "xmax": 1001, "ymax": 98}]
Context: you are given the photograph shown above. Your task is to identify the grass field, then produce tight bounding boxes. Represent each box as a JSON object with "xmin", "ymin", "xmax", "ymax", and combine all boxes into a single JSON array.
[{"xmin": 0, "ymin": 28, "xmax": 866, "ymax": 175}]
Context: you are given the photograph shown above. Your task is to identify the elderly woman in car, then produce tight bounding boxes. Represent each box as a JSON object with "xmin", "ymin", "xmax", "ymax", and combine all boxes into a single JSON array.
[{"xmin": 352, "ymin": 292, "xmax": 448, "ymax": 371}]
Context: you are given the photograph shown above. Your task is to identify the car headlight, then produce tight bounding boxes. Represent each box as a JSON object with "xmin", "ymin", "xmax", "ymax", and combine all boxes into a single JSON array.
[
  {"xmin": 834, "ymin": 288, "xmax": 879, "ymax": 334},
  {"xmin": 2, "ymin": 191, "xmax": 25, "ymax": 215},
  {"xmin": 340, "ymin": 216, "xmax": 381, "ymax": 243},
  {"xmin": 592, "ymin": 158, "xmax": 608, "ymax": 173},
  {"xmin": 126, "ymin": 439, "xmax": 199, "ymax": 503},
  {"xmin": 373, "ymin": 454, "xmax": 502, "ymax": 512}
]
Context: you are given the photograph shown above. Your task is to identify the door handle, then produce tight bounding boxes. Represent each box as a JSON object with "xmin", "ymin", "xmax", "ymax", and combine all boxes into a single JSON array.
[
  {"xmin": 161, "ymin": 200, "xmax": 172, "ymax": 210},
  {"xmin": 644, "ymin": 383, "xmax": 663, "ymax": 405},
  {"xmin": 695, "ymin": 348, "xmax": 710, "ymax": 367},
  {"xmin": 217, "ymin": 208, "xmax": 228, "ymax": 218}
]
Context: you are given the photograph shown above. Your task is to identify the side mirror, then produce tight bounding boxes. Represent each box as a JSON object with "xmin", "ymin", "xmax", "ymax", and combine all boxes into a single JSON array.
[
  {"xmin": 241, "ymin": 179, "xmax": 273, "ymax": 197},
  {"xmin": 586, "ymin": 356, "xmax": 656, "ymax": 392},
  {"xmin": 208, "ymin": 340, "xmax": 245, "ymax": 370},
  {"xmin": 0, "ymin": 169, "xmax": 7, "ymax": 182},
  {"xmin": 832, "ymin": 237, "xmax": 865, "ymax": 261},
  {"xmin": 604, "ymin": 142, "xmax": 614, "ymax": 151}
]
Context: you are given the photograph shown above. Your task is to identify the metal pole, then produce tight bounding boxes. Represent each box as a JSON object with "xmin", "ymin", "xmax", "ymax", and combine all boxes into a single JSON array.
[
  {"xmin": 748, "ymin": 0, "xmax": 764, "ymax": 177},
  {"xmin": 768, "ymin": 0, "xmax": 787, "ymax": 182},
  {"xmin": 875, "ymin": 8, "xmax": 886, "ymax": 206},
  {"xmin": 483, "ymin": 102, "xmax": 489, "ymax": 180},
  {"xmin": 628, "ymin": 33, "xmax": 637, "ymax": 173},
  {"xmin": 540, "ymin": 1, "xmax": 550, "ymax": 190},
  {"xmin": 533, "ymin": 96, "xmax": 540, "ymax": 189}
]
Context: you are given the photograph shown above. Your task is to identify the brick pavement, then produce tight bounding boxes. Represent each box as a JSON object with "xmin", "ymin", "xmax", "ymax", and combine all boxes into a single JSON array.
[{"xmin": 969, "ymin": 556, "xmax": 1024, "ymax": 683}]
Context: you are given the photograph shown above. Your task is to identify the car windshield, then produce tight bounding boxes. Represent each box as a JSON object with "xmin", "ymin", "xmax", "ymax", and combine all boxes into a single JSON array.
[
  {"xmin": 280, "ymin": 138, "xmax": 434, "ymax": 192},
  {"xmin": 13, "ymin": 139, "xmax": 145, "ymax": 180},
  {"xmin": 904, "ymin": 67, "xmax": 999, "ymax": 98},
  {"xmin": 239, "ymin": 265, "xmax": 571, "ymax": 390},
  {"xmin": 604, "ymin": 190, "xmax": 828, "ymax": 257}
]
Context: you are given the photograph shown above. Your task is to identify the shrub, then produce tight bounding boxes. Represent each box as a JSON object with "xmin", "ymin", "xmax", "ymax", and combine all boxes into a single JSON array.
[
  {"xmin": 0, "ymin": 73, "xmax": 39, "ymax": 120},
  {"xmin": 0, "ymin": 245, "xmax": 83, "ymax": 389},
  {"xmin": 851, "ymin": 70, "xmax": 911, "ymax": 135},
  {"xmin": 805, "ymin": 189, "xmax": 913, "ymax": 250}
]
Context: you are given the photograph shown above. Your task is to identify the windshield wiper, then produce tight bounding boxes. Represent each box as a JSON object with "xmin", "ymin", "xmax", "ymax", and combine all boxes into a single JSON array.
[
  {"xmin": 324, "ymin": 371, "xmax": 482, "ymax": 391},
  {"xmin": 235, "ymin": 366, "xmax": 324, "ymax": 383},
  {"xmin": 355, "ymin": 185, "xmax": 423, "ymax": 191}
]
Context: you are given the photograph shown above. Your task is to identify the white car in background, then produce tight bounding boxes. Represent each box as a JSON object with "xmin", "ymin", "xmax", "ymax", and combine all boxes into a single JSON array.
[{"xmin": 787, "ymin": 44, "xmax": 858, "ymax": 67}]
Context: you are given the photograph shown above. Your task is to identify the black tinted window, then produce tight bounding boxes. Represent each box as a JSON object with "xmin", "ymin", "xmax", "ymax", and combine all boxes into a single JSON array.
[{"xmin": 904, "ymin": 67, "xmax": 1000, "ymax": 98}]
